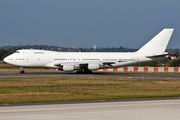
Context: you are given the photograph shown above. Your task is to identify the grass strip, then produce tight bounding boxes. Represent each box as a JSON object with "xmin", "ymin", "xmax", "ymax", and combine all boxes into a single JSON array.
[{"xmin": 0, "ymin": 77, "xmax": 180, "ymax": 104}]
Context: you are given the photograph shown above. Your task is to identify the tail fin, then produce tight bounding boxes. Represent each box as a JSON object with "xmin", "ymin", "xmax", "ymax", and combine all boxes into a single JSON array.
[{"xmin": 137, "ymin": 29, "xmax": 174, "ymax": 53}]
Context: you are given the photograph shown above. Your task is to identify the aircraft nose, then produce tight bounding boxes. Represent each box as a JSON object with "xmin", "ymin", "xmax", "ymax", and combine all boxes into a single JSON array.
[
  {"xmin": 3, "ymin": 56, "xmax": 11, "ymax": 64},
  {"xmin": 3, "ymin": 57, "xmax": 8, "ymax": 63}
]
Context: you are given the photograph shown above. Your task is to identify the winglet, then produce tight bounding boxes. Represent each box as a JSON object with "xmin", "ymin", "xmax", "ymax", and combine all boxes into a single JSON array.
[{"xmin": 137, "ymin": 29, "xmax": 174, "ymax": 53}]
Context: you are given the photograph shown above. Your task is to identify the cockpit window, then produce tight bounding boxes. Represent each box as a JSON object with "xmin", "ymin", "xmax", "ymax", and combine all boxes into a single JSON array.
[{"xmin": 15, "ymin": 51, "xmax": 20, "ymax": 53}]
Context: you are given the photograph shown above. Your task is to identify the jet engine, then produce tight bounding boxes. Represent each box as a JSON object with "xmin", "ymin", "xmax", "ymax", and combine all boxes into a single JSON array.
[
  {"xmin": 63, "ymin": 65, "xmax": 74, "ymax": 71},
  {"xmin": 88, "ymin": 63, "xmax": 99, "ymax": 70}
]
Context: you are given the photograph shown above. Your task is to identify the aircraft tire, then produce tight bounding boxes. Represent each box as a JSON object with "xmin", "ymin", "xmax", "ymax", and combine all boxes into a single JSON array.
[{"xmin": 20, "ymin": 70, "xmax": 25, "ymax": 74}]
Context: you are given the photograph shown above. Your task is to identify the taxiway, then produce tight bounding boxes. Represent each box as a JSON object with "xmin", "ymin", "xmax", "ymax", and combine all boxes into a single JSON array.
[
  {"xmin": 0, "ymin": 72, "xmax": 180, "ymax": 80},
  {"xmin": 0, "ymin": 99, "xmax": 180, "ymax": 120}
]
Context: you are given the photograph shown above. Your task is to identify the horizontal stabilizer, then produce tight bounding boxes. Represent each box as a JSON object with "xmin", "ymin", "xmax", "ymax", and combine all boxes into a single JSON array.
[{"xmin": 146, "ymin": 53, "xmax": 169, "ymax": 58}]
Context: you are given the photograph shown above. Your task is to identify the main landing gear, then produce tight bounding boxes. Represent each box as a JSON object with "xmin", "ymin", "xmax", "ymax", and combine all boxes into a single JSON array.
[
  {"xmin": 76, "ymin": 69, "xmax": 92, "ymax": 74},
  {"xmin": 20, "ymin": 67, "xmax": 25, "ymax": 73}
]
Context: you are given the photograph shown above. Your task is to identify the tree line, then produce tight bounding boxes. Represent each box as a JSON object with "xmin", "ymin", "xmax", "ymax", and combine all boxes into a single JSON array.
[{"xmin": 0, "ymin": 48, "xmax": 20, "ymax": 60}]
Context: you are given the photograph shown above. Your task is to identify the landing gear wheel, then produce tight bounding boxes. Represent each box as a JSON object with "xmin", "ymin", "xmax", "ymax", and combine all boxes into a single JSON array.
[
  {"xmin": 20, "ymin": 70, "xmax": 25, "ymax": 73},
  {"xmin": 76, "ymin": 70, "xmax": 84, "ymax": 74},
  {"xmin": 76, "ymin": 69, "xmax": 92, "ymax": 74},
  {"xmin": 84, "ymin": 70, "xmax": 92, "ymax": 74},
  {"xmin": 88, "ymin": 70, "xmax": 92, "ymax": 74}
]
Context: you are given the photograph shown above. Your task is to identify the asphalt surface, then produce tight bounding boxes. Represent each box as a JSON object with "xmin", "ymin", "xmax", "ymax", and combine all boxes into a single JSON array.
[
  {"xmin": 0, "ymin": 72, "xmax": 180, "ymax": 80},
  {"xmin": 1, "ymin": 72, "xmax": 180, "ymax": 119},
  {"xmin": 1, "ymin": 98, "xmax": 180, "ymax": 120}
]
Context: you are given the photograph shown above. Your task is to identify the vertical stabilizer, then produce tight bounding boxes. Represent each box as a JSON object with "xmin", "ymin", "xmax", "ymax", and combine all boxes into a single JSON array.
[{"xmin": 137, "ymin": 29, "xmax": 174, "ymax": 53}]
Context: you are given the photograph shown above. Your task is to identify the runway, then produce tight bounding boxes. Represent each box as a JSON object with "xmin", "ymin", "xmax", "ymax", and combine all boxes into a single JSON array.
[
  {"xmin": 0, "ymin": 72, "xmax": 180, "ymax": 80},
  {"xmin": 0, "ymin": 99, "xmax": 180, "ymax": 120}
]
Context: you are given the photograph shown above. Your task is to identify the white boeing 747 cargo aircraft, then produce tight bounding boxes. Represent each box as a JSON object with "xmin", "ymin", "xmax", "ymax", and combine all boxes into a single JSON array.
[{"xmin": 4, "ymin": 29, "xmax": 174, "ymax": 73}]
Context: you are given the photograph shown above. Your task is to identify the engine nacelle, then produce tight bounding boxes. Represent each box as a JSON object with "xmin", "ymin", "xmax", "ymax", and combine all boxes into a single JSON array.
[
  {"xmin": 63, "ymin": 65, "xmax": 74, "ymax": 71},
  {"xmin": 88, "ymin": 63, "xmax": 99, "ymax": 70}
]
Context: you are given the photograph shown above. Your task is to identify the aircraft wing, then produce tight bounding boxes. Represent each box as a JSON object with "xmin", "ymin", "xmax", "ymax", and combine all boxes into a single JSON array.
[
  {"xmin": 54, "ymin": 62, "xmax": 78, "ymax": 66},
  {"xmin": 53, "ymin": 61, "xmax": 119, "ymax": 67}
]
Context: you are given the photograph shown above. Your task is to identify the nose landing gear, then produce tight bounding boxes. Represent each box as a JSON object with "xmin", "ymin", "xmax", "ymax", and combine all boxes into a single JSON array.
[{"xmin": 20, "ymin": 67, "xmax": 25, "ymax": 73}]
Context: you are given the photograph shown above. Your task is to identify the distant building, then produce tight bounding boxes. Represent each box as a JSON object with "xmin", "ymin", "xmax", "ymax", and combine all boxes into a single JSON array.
[
  {"xmin": 169, "ymin": 56, "xmax": 177, "ymax": 59},
  {"xmin": 94, "ymin": 46, "xmax": 96, "ymax": 51}
]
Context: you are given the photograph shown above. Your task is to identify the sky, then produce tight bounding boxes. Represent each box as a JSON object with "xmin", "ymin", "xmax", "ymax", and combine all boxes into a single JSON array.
[{"xmin": 0, "ymin": 0, "xmax": 180, "ymax": 49}]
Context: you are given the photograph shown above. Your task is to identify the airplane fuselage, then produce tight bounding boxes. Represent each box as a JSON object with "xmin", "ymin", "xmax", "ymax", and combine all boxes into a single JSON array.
[{"xmin": 4, "ymin": 49, "xmax": 162, "ymax": 69}]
